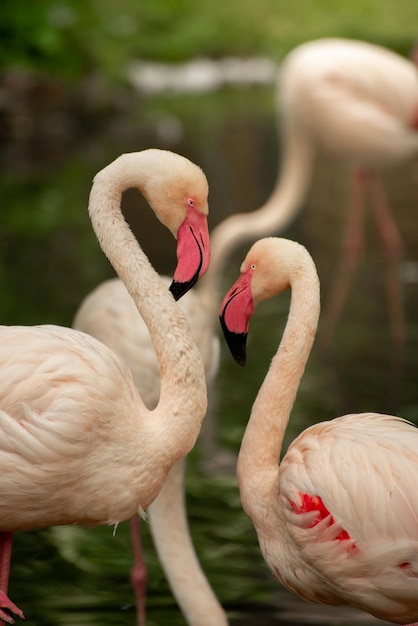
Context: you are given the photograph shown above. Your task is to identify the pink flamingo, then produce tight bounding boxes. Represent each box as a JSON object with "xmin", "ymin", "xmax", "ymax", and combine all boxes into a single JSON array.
[
  {"xmin": 0, "ymin": 149, "xmax": 210, "ymax": 624},
  {"xmin": 244, "ymin": 38, "xmax": 418, "ymax": 355},
  {"xmin": 219, "ymin": 236, "xmax": 418, "ymax": 625}
]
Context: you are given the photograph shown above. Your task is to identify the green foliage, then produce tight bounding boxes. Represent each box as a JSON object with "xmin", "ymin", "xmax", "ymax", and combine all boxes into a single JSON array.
[
  {"xmin": 1, "ymin": 0, "xmax": 417, "ymax": 81},
  {"xmin": 0, "ymin": 1, "xmax": 87, "ymax": 77}
]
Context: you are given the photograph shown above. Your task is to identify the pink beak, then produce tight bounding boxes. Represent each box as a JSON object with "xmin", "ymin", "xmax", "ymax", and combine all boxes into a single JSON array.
[
  {"xmin": 219, "ymin": 270, "xmax": 254, "ymax": 366},
  {"xmin": 169, "ymin": 208, "xmax": 210, "ymax": 301}
]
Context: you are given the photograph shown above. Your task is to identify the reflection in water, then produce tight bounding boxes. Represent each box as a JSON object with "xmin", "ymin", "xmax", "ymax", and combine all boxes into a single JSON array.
[{"xmin": 1, "ymin": 82, "xmax": 417, "ymax": 625}]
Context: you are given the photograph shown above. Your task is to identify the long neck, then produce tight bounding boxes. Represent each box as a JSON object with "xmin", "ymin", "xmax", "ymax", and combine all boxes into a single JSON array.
[
  {"xmin": 237, "ymin": 261, "xmax": 320, "ymax": 525},
  {"xmin": 148, "ymin": 460, "xmax": 228, "ymax": 625},
  {"xmin": 199, "ymin": 123, "xmax": 315, "ymax": 309},
  {"xmin": 88, "ymin": 155, "xmax": 207, "ymax": 453}
]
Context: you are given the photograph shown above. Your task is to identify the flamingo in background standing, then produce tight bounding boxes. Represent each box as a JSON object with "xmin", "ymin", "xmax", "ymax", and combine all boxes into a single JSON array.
[
  {"xmin": 229, "ymin": 37, "xmax": 418, "ymax": 357},
  {"xmin": 73, "ymin": 275, "xmax": 227, "ymax": 626},
  {"xmin": 0, "ymin": 149, "xmax": 211, "ymax": 625},
  {"xmin": 219, "ymin": 236, "xmax": 418, "ymax": 625}
]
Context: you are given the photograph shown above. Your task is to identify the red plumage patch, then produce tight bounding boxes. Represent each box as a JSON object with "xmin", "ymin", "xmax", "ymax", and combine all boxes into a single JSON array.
[{"xmin": 290, "ymin": 493, "xmax": 354, "ymax": 544}]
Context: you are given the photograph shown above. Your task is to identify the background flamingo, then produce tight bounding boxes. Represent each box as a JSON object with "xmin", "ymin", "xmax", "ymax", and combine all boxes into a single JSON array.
[
  {"xmin": 219, "ymin": 236, "xmax": 418, "ymax": 625},
  {"xmin": 73, "ymin": 276, "xmax": 227, "ymax": 626},
  {"xmin": 230, "ymin": 37, "xmax": 418, "ymax": 360},
  {"xmin": 0, "ymin": 149, "xmax": 211, "ymax": 625}
]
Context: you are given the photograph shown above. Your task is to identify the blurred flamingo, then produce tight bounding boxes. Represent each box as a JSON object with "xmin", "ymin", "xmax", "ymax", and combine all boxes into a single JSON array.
[
  {"xmin": 219, "ymin": 236, "xmax": 418, "ymax": 625},
  {"xmin": 247, "ymin": 38, "xmax": 418, "ymax": 355},
  {"xmin": 0, "ymin": 149, "xmax": 211, "ymax": 625}
]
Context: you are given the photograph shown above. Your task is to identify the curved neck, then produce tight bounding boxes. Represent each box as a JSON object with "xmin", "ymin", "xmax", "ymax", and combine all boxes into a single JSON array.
[
  {"xmin": 199, "ymin": 124, "xmax": 315, "ymax": 307},
  {"xmin": 88, "ymin": 154, "xmax": 207, "ymax": 448},
  {"xmin": 237, "ymin": 257, "xmax": 320, "ymax": 524}
]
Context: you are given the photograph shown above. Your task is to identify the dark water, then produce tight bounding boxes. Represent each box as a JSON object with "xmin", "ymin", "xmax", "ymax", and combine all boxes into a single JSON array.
[{"xmin": 1, "ymin": 78, "xmax": 417, "ymax": 625}]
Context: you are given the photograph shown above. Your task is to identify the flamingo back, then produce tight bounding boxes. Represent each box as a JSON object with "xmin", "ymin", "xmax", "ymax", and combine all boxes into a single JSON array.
[
  {"xmin": 280, "ymin": 38, "xmax": 418, "ymax": 167},
  {"xmin": 270, "ymin": 412, "xmax": 418, "ymax": 622}
]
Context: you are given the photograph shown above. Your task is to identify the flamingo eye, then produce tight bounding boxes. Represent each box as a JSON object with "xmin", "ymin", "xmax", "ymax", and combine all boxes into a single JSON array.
[
  {"xmin": 250, "ymin": 263, "xmax": 256, "ymax": 270},
  {"xmin": 187, "ymin": 198, "xmax": 195, "ymax": 208}
]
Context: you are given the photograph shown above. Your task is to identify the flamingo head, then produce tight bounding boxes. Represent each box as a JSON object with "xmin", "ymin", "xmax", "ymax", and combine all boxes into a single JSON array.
[
  {"xmin": 219, "ymin": 238, "xmax": 293, "ymax": 365},
  {"xmin": 139, "ymin": 149, "xmax": 210, "ymax": 301}
]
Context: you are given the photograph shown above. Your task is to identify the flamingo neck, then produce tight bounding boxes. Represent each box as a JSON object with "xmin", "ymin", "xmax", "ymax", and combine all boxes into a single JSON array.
[
  {"xmin": 88, "ymin": 154, "xmax": 207, "ymax": 453},
  {"xmin": 148, "ymin": 461, "xmax": 228, "ymax": 625},
  {"xmin": 237, "ymin": 254, "xmax": 320, "ymax": 525},
  {"xmin": 199, "ymin": 124, "xmax": 315, "ymax": 307}
]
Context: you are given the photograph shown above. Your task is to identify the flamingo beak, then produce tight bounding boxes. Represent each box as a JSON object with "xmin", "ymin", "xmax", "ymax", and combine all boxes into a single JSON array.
[
  {"xmin": 219, "ymin": 272, "xmax": 254, "ymax": 366},
  {"xmin": 169, "ymin": 209, "xmax": 210, "ymax": 301},
  {"xmin": 220, "ymin": 313, "xmax": 247, "ymax": 366}
]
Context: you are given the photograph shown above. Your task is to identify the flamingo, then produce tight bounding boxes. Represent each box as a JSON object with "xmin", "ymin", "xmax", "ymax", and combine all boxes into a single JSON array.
[
  {"xmin": 73, "ymin": 276, "xmax": 227, "ymax": 626},
  {"xmin": 0, "ymin": 148, "xmax": 211, "ymax": 625},
  {"xmin": 219, "ymin": 236, "xmax": 418, "ymax": 625},
  {"xmin": 233, "ymin": 38, "xmax": 418, "ymax": 357}
]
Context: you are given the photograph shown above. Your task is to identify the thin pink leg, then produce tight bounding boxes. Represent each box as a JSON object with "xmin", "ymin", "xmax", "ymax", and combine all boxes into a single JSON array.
[
  {"xmin": 367, "ymin": 173, "xmax": 405, "ymax": 406},
  {"xmin": 320, "ymin": 169, "xmax": 367, "ymax": 350},
  {"xmin": 0, "ymin": 532, "xmax": 25, "ymax": 624},
  {"xmin": 367, "ymin": 173, "xmax": 405, "ymax": 357},
  {"xmin": 129, "ymin": 516, "xmax": 147, "ymax": 626}
]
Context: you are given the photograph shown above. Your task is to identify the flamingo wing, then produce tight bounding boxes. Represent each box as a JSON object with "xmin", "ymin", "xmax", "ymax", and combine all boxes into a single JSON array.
[
  {"xmin": 73, "ymin": 278, "xmax": 162, "ymax": 408},
  {"xmin": 272, "ymin": 413, "xmax": 418, "ymax": 619},
  {"xmin": 280, "ymin": 413, "xmax": 418, "ymax": 546},
  {"xmin": 0, "ymin": 324, "xmax": 145, "ymax": 529}
]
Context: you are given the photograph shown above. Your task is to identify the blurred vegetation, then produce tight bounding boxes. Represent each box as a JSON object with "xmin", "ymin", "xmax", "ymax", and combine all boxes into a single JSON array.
[{"xmin": 1, "ymin": 0, "xmax": 418, "ymax": 82}]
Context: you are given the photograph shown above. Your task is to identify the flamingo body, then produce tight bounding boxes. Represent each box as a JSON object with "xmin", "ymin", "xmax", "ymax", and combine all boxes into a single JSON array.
[
  {"xmin": 280, "ymin": 38, "xmax": 418, "ymax": 168},
  {"xmin": 274, "ymin": 412, "xmax": 418, "ymax": 621},
  {"xmin": 219, "ymin": 237, "xmax": 418, "ymax": 625},
  {"xmin": 255, "ymin": 38, "xmax": 418, "ymax": 355},
  {"xmin": 0, "ymin": 324, "xmax": 160, "ymax": 530}
]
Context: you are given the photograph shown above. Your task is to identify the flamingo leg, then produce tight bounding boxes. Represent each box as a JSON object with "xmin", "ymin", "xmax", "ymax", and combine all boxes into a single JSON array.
[
  {"xmin": 366, "ymin": 172, "xmax": 405, "ymax": 407},
  {"xmin": 320, "ymin": 169, "xmax": 367, "ymax": 350},
  {"xmin": 0, "ymin": 532, "xmax": 25, "ymax": 625},
  {"xmin": 367, "ymin": 172, "xmax": 405, "ymax": 359},
  {"xmin": 129, "ymin": 516, "xmax": 147, "ymax": 626}
]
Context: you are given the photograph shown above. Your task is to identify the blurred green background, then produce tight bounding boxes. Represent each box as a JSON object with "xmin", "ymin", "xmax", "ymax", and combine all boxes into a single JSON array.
[
  {"xmin": 1, "ymin": 0, "xmax": 418, "ymax": 79},
  {"xmin": 1, "ymin": 2, "xmax": 417, "ymax": 625}
]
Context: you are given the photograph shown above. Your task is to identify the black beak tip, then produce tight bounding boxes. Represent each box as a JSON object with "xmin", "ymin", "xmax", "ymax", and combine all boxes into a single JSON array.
[
  {"xmin": 219, "ymin": 314, "xmax": 247, "ymax": 366},
  {"xmin": 169, "ymin": 276, "xmax": 198, "ymax": 301},
  {"xmin": 235, "ymin": 349, "xmax": 246, "ymax": 367}
]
